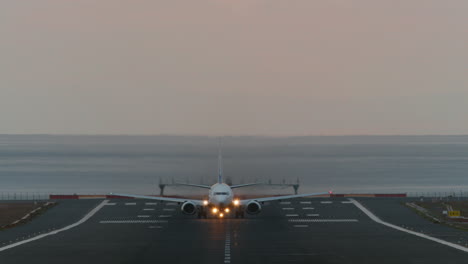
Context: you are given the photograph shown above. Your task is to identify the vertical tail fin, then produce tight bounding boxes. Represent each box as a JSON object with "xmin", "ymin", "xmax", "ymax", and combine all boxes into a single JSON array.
[{"xmin": 218, "ymin": 138, "xmax": 223, "ymax": 184}]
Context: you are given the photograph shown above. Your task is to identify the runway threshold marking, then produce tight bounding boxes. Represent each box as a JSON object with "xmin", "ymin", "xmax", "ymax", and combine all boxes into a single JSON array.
[
  {"xmin": 0, "ymin": 200, "xmax": 109, "ymax": 252},
  {"xmin": 349, "ymin": 198, "xmax": 468, "ymax": 253}
]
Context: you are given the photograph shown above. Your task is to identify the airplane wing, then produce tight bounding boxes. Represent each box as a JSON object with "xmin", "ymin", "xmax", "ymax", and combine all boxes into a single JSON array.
[
  {"xmin": 230, "ymin": 183, "xmax": 262, "ymax": 189},
  {"xmin": 172, "ymin": 183, "xmax": 211, "ymax": 189},
  {"xmin": 240, "ymin": 191, "xmax": 330, "ymax": 204},
  {"xmin": 110, "ymin": 193, "xmax": 204, "ymax": 206}
]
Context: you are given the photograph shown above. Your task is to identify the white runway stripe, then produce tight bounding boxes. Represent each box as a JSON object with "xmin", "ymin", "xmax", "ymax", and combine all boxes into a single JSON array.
[
  {"xmin": 279, "ymin": 202, "xmax": 291, "ymax": 205},
  {"xmin": 163, "ymin": 208, "xmax": 175, "ymax": 211},
  {"xmin": 289, "ymin": 219, "xmax": 358, "ymax": 223},
  {"xmin": 159, "ymin": 215, "xmax": 172, "ymax": 218},
  {"xmin": 349, "ymin": 198, "xmax": 468, "ymax": 253},
  {"xmin": 285, "ymin": 214, "xmax": 299, "ymax": 217},
  {"xmin": 224, "ymin": 230, "xmax": 231, "ymax": 263},
  {"xmin": 125, "ymin": 203, "xmax": 136, "ymax": 206},
  {"xmin": 105, "ymin": 203, "xmax": 116, "ymax": 206},
  {"xmin": 341, "ymin": 201, "xmax": 352, "ymax": 204},
  {"xmin": 0, "ymin": 200, "xmax": 109, "ymax": 252},
  {"xmin": 100, "ymin": 220, "xmax": 167, "ymax": 224},
  {"xmin": 145, "ymin": 202, "xmax": 157, "ymax": 205},
  {"xmin": 320, "ymin": 201, "xmax": 333, "ymax": 204},
  {"xmin": 137, "ymin": 215, "xmax": 150, "ymax": 218},
  {"xmin": 300, "ymin": 201, "xmax": 312, "ymax": 204},
  {"xmin": 306, "ymin": 214, "xmax": 320, "ymax": 217},
  {"xmin": 143, "ymin": 208, "xmax": 155, "ymax": 211},
  {"xmin": 293, "ymin": 225, "xmax": 309, "ymax": 228},
  {"xmin": 282, "ymin": 208, "xmax": 294, "ymax": 210},
  {"xmin": 302, "ymin": 207, "xmax": 315, "ymax": 210}
]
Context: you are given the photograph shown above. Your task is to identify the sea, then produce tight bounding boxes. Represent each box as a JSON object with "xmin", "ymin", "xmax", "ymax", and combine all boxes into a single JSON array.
[{"xmin": 0, "ymin": 135, "xmax": 467, "ymax": 197}]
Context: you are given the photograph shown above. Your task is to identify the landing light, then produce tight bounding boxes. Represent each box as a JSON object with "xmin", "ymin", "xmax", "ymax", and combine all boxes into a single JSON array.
[
  {"xmin": 212, "ymin": 208, "xmax": 218, "ymax": 214},
  {"xmin": 203, "ymin": 200, "xmax": 209, "ymax": 205},
  {"xmin": 233, "ymin": 199, "xmax": 240, "ymax": 206},
  {"xmin": 224, "ymin": 208, "xmax": 230, "ymax": 213},
  {"xmin": 219, "ymin": 213, "xmax": 224, "ymax": 217}
]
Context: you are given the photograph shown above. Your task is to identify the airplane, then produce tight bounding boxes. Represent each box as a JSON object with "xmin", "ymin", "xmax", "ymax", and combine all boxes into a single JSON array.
[{"xmin": 111, "ymin": 146, "xmax": 330, "ymax": 218}]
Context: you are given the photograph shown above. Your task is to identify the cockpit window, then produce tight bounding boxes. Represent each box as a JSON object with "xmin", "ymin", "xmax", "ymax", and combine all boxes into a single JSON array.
[{"xmin": 214, "ymin": 192, "xmax": 228, "ymax": 195}]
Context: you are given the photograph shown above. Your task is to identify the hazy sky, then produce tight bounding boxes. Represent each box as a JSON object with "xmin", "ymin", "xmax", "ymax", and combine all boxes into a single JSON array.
[{"xmin": 1, "ymin": 1, "xmax": 467, "ymax": 136}]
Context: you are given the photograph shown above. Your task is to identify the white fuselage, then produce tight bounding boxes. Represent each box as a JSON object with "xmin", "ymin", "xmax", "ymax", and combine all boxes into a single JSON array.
[{"xmin": 208, "ymin": 183, "xmax": 233, "ymax": 207}]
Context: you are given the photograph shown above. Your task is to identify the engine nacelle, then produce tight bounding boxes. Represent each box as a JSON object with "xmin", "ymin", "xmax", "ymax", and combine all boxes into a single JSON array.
[
  {"xmin": 245, "ymin": 201, "xmax": 262, "ymax": 215},
  {"xmin": 181, "ymin": 201, "xmax": 197, "ymax": 215}
]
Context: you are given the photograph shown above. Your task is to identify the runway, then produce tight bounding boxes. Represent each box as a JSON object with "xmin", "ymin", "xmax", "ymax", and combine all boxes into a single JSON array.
[{"xmin": 0, "ymin": 198, "xmax": 466, "ymax": 263}]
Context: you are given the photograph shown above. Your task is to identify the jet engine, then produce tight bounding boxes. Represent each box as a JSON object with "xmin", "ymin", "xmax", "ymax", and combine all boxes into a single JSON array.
[
  {"xmin": 181, "ymin": 201, "xmax": 197, "ymax": 215},
  {"xmin": 245, "ymin": 201, "xmax": 262, "ymax": 215}
]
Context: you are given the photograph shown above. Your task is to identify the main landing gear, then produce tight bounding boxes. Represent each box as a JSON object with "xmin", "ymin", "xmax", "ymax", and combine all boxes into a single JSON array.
[
  {"xmin": 235, "ymin": 209, "xmax": 244, "ymax": 218},
  {"xmin": 197, "ymin": 208, "xmax": 207, "ymax": 219}
]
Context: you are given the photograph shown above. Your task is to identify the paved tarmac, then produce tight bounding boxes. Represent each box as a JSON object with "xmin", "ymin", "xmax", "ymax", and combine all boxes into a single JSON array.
[{"xmin": 0, "ymin": 198, "xmax": 466, "ymax": 263}]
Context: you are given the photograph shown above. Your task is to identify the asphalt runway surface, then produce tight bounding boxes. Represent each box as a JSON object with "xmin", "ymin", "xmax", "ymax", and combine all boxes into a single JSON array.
[{"xmin": 0, "ymin": 198, "xmax": 466, "ymax": 264}]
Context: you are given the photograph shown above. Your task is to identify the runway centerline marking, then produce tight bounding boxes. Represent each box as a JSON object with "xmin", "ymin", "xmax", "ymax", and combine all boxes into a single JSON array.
[
  {"xmin": 282, "ymin": 208, "xmax": 294, "ymax": 210},
  {"xmin": 100, "ymin": 220, "xmax": 167, "ymax": 224},
  {"xmin": 279, "ymin": 202, "xmax": 291, "ymax": 205},
  {"xmin": 306, "ymin": 214, "xmax": 320, "ymax": 217},
  {"xmin": 137, "ymin": 215, "xmax": 150, "ymax": 218},
  {"xmin": 143, "ymin": 208, "xmax": 155, "ymax": 211},
  {"xmin": 0, "ymin": 200, "xmax": 109, "ymax": 252},
  {"xmin": 105, "ymin": 203, "xmax": 116, "ymax": 206},
  {"xmin": 224, "ymin": 229, "xmax": 231, "ymax": 263},
  {"xmin": 163, "ymin": 208, "xmax": 175, "ymax": 211},
  {"xmin": 341, "ymin": 201, "xmax": 353, "ymax": 204},
  {"xmin": 300, "ymin": 201, "xmax": 312, "ymax": 204},
  {"xmin": 145, "ymin": 202, "xmax": 157, "ymax": 205},
  {"xmin": 349, "ymin": 198, "xmax": 468, "ymax": 253},
  {"xmin": 285, "ymin": 214, "xmax": 299, "ymax": 217},
  {"xmin": 320, "ymin": 201, "xmax": 333, "ymax": 204},
  {"xmin": 302, "ymin": 207, "xmax": 315, "ymax": 210},
  {"xmin": 125, "ymin": 203, "xmax": 136, "ymax": 206},
  {"xmin": 159, "ymin": 215, "xmax": 172, "ymax": 218},
  {"xmin": 289, "ymin": 219, "xmax": 358, "ymax": 223}
]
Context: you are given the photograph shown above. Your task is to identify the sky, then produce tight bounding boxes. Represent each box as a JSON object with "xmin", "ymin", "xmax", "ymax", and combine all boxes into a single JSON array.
[{"xmin": 1, "ymin": 1, "xmax": 467, "ymax": 136}]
